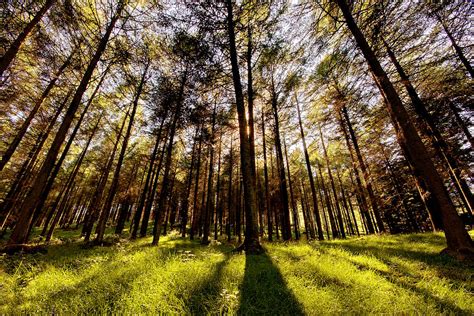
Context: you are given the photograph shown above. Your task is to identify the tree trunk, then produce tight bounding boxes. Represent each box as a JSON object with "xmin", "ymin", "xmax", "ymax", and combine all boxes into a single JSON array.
[
  {"xmin": 7, "ymin": 3, "xmax": 123, "ymax": 245},
  {"xmin": 270, "ymin": 78, "xmax": 292, "ymax": 241},
  {"xmin": 283, "ymin": 137, "xmax": 299, "ymax": 239},
  {"xmin": 95, "ymin": 61, "xmax": 149, "ymax": 244},
  {"xmin": 181, "ymin": 126, "xmax": 199, "ymax": 238},
  {"xmin": 131, "ymin": 112, "xmax": 167, "ymax": 239},
  {"xmin": 433, "ymin": 12, "xmax": 474, "ymax": 78},
  {"xmin": 190, "ymin": 124, "xmax": 204, "ymax": 240},
  {"xmin": 225, "ymin": 0, "xmax": 262, "ymax": 253},
  {"xmin": 0, "ymin": 0, "xmax": 56, "ymax": 77},
  {"xmin": 152, "ymin": 72, "xmax": 186, "ymax": 245},
  {"xmin": 319, "ymin": 126, "xmax": 346, "ymax": 238},
  {"xmin": 0, "ymin": 52, "xmax": 73, "ymax": 170},
  {"xmin": 336, "ymin": 0, "xmax": 472, "ymax": 252},
  {"xmin": 448, "ymin": 103, "xmax": 474, "ymax": 150},
  {"xmin": 383, "ymin": 39, "xmax": 474, "ymax": 214},
  {"xmin": 340, "ymin": 103, "xmax": 385, "ymax": 232},
  {"xmin": 83, "ymin": 108, "xmax": 128, "ymax": 242},
  {"xmin": 295, "ymin": 95, "xmax": 324, "ymax": 240},
  {"xmin": 31, "ymin": 66, "xmax": 110, "ymax": 230},
  {"xmin": 202, "ymin": 106, "xmax": 217, "ymax": 245}
]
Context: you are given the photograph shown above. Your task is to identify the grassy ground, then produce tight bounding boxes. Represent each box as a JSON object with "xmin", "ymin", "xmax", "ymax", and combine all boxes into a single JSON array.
[{"xmin": 0, "ymin": 229, "xmax": 473, "ymax": 315}]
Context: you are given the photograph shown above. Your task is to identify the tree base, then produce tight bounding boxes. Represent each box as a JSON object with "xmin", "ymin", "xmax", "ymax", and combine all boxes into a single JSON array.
[
  {"xmin": 440, "ymin": 247, "xmax": 474, "ymax": 263},
  {"xmin": 233, "ymin": 238, "xmax": 264, "ymax": 255}
]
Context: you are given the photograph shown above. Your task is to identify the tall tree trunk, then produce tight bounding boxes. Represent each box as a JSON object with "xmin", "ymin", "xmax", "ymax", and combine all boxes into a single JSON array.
[
  {"xmin": 295, "ymin": 95, "xmax": 324, "ymax": 240},
  {"xmin": 140, "ymin": 129, "xmax": 169, "ymax": 237},
  {"xmin": 0, "ymin": 0, "xmax": 56, "ymax": 77},
  {"xmin": 283, "ymin": 137, "xmax": 299, "ymax": 239},
  {"xmin": 43, "ymin": 113, "xmax": 102, "ymax": 241},
  {"xmin": 83, "ymin": 108, "xmax": 128, "ymax": 242},
  {"xmin": 225, "ymin": 0, "xmax": 262, "ymax": 253},
  {"xmin": 0, "ymin": 90, "xmax": 70, "ymax": 221},
  {"xmin": 7, "ymin": 3, "xmax": 123, "ymax": 245},
  {"xmin": 337, "ymin": 104, "xmax": 375, "ymax": 234},
  {"xmin": 316, "ymin": 161, "xmax": 338, "ymax": 238},
  {"xmin": 336, "ymin": 0, "xmax": 472, "ymax": 252},
  {"xmin": 202, "ymin": 106, "xmax": 217, "ymax": 245},
  {"xmin": 448, "ymin": 103, "xmax": 474, "ymax": 150},
  {"xmin": 383, "ymin": 39, "xmax": 474, "ymax": 214},
  {"xmin": 340, "ymin": 103, "xmax": 385, "ymax": 232},
  {"xmin": 31, "ymin": 66, "xmax": 110, "ymax": 229},
  {"xmin": 270, "ymin": 78, "xmax": 292, "ymax": 241},
  {"xmin": 131, "ymin": 112, "xmax": 167, "ymax": 239},
  {"xmin": 0, "ymin": 52, "xmax": 73, "ymax": 170},
  {"xmin": 226, "ymin": 135, "xmax": 234, "ymax": 242},
  {"xmin": 152, "ymin": 72, "xmax": 186, "ymax": 245},
  {"xmin": 261, "ymin": 109, "xmax": 272, "ymax": 241},
  {"xmin": 181, "ymin": 126, "xmax": 199, "ymax": 238},
  {"xmin": 190, "ymin": 124, "xmax": 204, "ymax": 240},
  {"xmin": 433, "ymin": 12, "xmax": 474, "ymax": 78},
  {"xmin": 214, "ymin": 132, "xmax": 222, "ymax": 240},
  {"xmin": 96, "ymin": 61, "xmax": 149, "ymax": 244},
  {"xmin": 319, "ymin": 126, "xmax": 346, "ymax": 238}
]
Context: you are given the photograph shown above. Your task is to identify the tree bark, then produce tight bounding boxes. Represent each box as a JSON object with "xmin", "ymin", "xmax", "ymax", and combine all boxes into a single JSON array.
[
  {"xmin": 295, "ymin": 95, "xmax": 324, "ymax": 240},
  {"xmin": 336, "ymin": 0, "xmax": 472, "ymax": 252},
  {"xmin": 95, "ymin": 61, "xmax": 149, "ymax": 244},
  {"xmin": 7, "ymin": 3, "xmax": 123, "ymax": 245},
  {"xmin": 383, "ymin": 38, "xmax": 474, "ymax": 214},
  {"xmin": 225, "ymin": 0, "xmax": 262, "ymax": 253},
  {"xmin": 0, "ymin": 52, "xmax": 73, "ymax": 170},
  {"xmin": 0, "ymin": 0, "xmax": 56, "ymax": 78}
]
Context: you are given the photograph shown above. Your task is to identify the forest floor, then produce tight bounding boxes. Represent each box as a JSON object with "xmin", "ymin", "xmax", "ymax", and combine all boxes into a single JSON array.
[{"xmin": 0, "ymin": 228, "xmax": 473, "ymax": 315}]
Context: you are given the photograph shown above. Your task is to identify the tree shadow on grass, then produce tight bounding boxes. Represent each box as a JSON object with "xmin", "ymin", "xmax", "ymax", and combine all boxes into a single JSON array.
[
  {"xmin": 323, "ymin": 249, "xmax": 472, "ymax": 315},
  {"xmin": 183, "ymin": 252, "xmax": 232, "ymax": 314},
  {"xmin": 237, "ymin": 251, "xmax": 305, "ymax": 315},
  {"xmin": 320, "ymin": 241, "xmax": 473, "ymax": 285}
]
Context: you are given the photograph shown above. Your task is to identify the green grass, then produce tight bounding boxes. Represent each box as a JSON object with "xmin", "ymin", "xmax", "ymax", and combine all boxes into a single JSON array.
[{"xmin": 0, "ymin": 229, "xmax": 473, "ymax": 315}]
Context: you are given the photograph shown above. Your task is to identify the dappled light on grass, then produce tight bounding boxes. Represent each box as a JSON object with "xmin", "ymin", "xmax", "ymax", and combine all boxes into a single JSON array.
[{"xmin": 1, "ymin": 230, "xmax": 473, "ymax": 314}]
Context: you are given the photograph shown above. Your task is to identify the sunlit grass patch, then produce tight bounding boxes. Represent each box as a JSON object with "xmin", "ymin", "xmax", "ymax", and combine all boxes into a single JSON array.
[{"xmin": 0, "ymin": 230, "xmax": 473, "ymax": 314}]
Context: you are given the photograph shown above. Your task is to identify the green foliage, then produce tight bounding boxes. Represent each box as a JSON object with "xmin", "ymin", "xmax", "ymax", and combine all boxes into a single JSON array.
[{"xmin": 1, "ymin": 228, "xmax": 472, "ymax": 314}]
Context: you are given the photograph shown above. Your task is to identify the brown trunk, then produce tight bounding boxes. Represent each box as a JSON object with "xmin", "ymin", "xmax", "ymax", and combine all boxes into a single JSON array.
[
  {"xmin": 0, "ymin": 52, "xmax": 73, "ymax": 170},
  {"xmin": 7, "ymin": 3, "xmax": 123, "ymax": 245},
  {"xmin": 270, "ymin": 78, "xmax": 292, "ymax": 240},
  {"xmin": 262, "ymin": 109, "xmax": 272, "ymax": 241},
  {"xmin": 214, "ymin": 132, "xmax": 223, "ymax": 240},
  {"xmin": 316, "ymin": 160, "xmax": 338, "ymax": 238},
  {"xmin": 283, "ymin": 137, "xmax": 300, "ymax": 239},
  {"xmin": 83, "ymin": 108, "xmax": 128, "ymax": 242},
  {"xmin": 383, "ymin": 38, "xmax": 474, "ymax": 214},
  {"xmin": 131, "ymin": 111, "xmax": 167, "ymax": 239},
  {"xmin": 336, "ymin": 0, "xmax": 472, "ymax": 251},
  {"xmin": 0, "ymin": 91, "xmax": 70, "ymax": 221},
  {"xmin": 295, "ymin": 95, "xmax": 324, "ymax": 240},
  {"xmin": 225, "ymin": 0, "xmax": 262, "ymax": 253},
  {"xmin": 190, "ymin": 124, "xmax": 204, "ymax": 240},
  {"xmin": 31, "ymin": 67, "xmax": 110, "ymax": 229},
  {"xmin": 96, "ymin": 61, "xmax": 149, "ymax": 244},
  {"xmin": 44, "ymin": 114, "xmax": 102, "ymax": 241},
  {"xmin": 433, "ymin": 12, "xmax": 474, "ymax": 78},
  {"xmin": 448, "ymin": 103, "xmax": 474, "ymax": 150},
  {"xmin": 336, "ymin": 95, "xmax": 375, "ymax": 234},
  {"xmin": 340, "ymin": 103, "xmax": 385, "ymax": 232},
  {"xmin": 319, "ymin": 126, "xmax": 346, "ymax": 238},
  {"xmin": 140, "ymin": 129, "xmax": 169, "ymax": 237},
  {"xmin": 152, "ymin": 72, "xmax": 186, "ymax": 245},
  {"xmin": 202, "ymin": 106, "xmax": 217, "ymax": 244},
  {"xmin": 181, "ymin": 126, "xmax": 199, "ymax": 238},
  {"xmin": 0, "ymin": 0, "xmax": 56, "ymax": 77}
]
